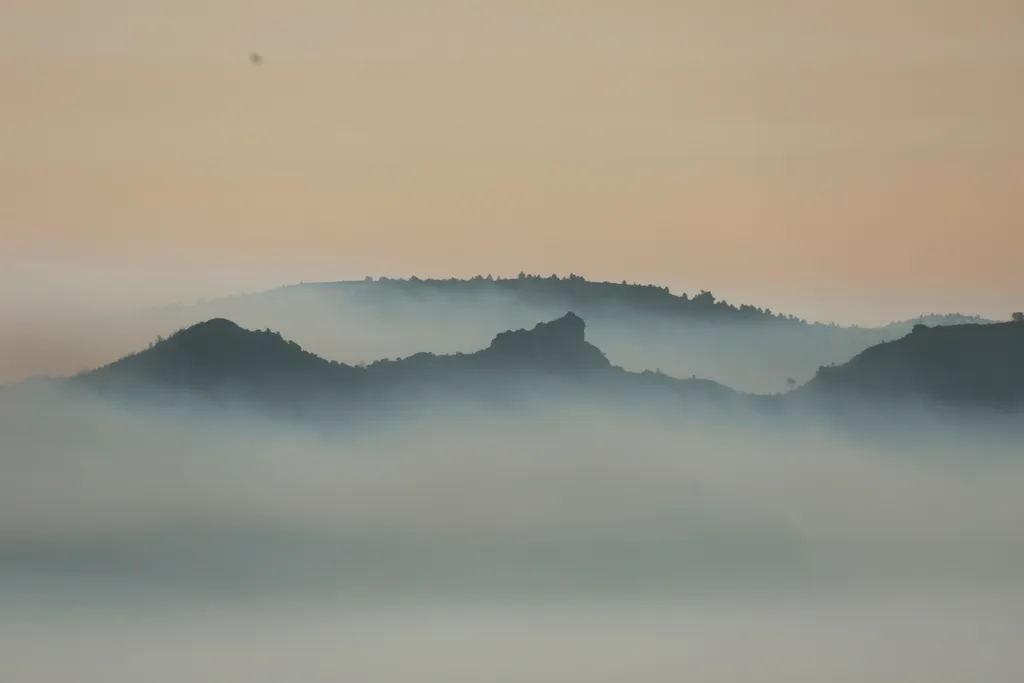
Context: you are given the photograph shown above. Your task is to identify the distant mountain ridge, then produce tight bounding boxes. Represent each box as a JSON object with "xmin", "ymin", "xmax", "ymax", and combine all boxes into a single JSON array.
[
  {"xmin": 72, "ymin": 312, "xmax": 1024, "ymax": 422},
  {"xmin": 262, "ymin": 275, "xmax": 1000, "ymax": 331},
  {"xmin": 282, "ymin": 274, "xmax": 813, "ymax": 325},
  {"xmin": 804, "ymin": 321, "xmax": 1024, "ymax": 408},
  {"xmin": 95, "ymin": 273, "xmax": 1006, "ymax": 396},
  {"xmin": 880, "ymin": 313, "xmax": 995, "ymax": 338},
  {"xmin": 76, "ymin": 313, "xmax": 739, "ymax": 415}
]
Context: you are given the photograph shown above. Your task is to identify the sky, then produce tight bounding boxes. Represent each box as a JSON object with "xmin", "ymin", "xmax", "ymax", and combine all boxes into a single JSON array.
[{"xmin": 2, "ymin": 0, "xmax": 1022, "ymax": 324}]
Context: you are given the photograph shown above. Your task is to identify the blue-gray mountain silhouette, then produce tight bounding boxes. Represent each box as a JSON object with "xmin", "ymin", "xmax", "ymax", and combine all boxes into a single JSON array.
[
  {"xmin": 803, "ymin": 321, "xmax": 1024, "ymax": 408},
  {"xmin": 73, "ymin": 313, "xmax": 1024, "ymax": 419},
  {"xmin": 76, "ymin": 313, "xmax": 731, "ymax": 412}
]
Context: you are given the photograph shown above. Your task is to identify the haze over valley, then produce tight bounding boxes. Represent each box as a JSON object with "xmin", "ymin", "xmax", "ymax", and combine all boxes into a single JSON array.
[
  {"xmin": 3, "ymin": 0, "xmax": 1022, "ymax": 679},
  {"xmin": 2, "ymin": 275, "xmax": 1023, "ymax": 681}
]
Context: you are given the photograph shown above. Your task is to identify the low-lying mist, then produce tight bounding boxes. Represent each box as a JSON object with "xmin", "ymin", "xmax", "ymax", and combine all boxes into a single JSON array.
[{"xmin": 3, "ymin": 385, "xmax": 1022, "ymax": 680}]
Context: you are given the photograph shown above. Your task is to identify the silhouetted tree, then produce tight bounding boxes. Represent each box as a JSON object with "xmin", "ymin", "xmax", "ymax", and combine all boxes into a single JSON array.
[
  {"xmin": 786, "ymin": 377, "xmax": 796, "ymax": 389},
  {"xmin": 1013, "ymin": 312, "xmax": 1024, "ymax": 322},
  {"xmin": 693, "ymin": 290, "xmax": 715, "ymax": 307}
]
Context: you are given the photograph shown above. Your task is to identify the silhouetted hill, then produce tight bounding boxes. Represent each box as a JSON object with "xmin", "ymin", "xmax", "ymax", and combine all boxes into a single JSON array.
[
  {"xmin": 349, "ymin": 312, "xmax": 619, "ymax": 400},
  {"xmin": 71, "ymin": 313, "xmax": 1024, "ymax": 424},
  {"xmin": 879, "ymin": 313, "xmax": 996, "ymax": 338},
  {"xmin": 74, "ymin": 313, "xmax": 741, "ymax": 418},
  {"xmin": 479, "ymin": 312, "xmax": 610, "ymax": 372},
  {"xmin": 339, "ymin": 274, "xmax": 810, "ymax": 324},
  {"xmin": 102, "ymin": 274, "xmax": 1005, "ymax": 396},
  {"xmin": 79, "ymin": 318, "xmax": 360, "ymax": 405},
  {"xmin": 288, "ymin": 276, "xmax": 998, "ymax": 331},
  {"xmin": 804, "ymin": 322, "xmax": 1024, "ymax": 409}
]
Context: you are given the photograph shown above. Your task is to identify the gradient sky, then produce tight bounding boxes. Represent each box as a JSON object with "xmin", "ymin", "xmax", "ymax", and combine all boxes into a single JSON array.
[{"xmin": 3, "ymin": 0, "xmax": 1022, "ymax": 323}]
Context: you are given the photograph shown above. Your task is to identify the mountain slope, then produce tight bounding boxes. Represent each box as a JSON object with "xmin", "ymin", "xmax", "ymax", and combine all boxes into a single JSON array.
[
  {"xmin": 73, "ymin": 314, "xmax": 1024, "ymax": 420},
  {"xmin": 142, "ymin": 276, "xmax": 998, "ymax": 393},
  {"xmin": 78, "ymin": 318, "xmax": 360, "ymax": 402},
  {"xmin": 74, "ymin": 313, "xmax": 738, "ymax": 416},
  {"xmin": 325, "ymin": 274, "xmax": 808, "ymax": 324},
  {"xmin": 804, "ymin": 322, "xmax": 1024, "ymax": 408}
]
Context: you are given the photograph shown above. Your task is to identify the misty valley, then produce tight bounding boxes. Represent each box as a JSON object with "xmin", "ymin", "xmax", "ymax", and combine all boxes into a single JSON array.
[
  {"xmin": 2, "ymin": 276, "xmax": 1023, "ymax": 682},
  {"xmin": 6, "ymin": 0, "xmax": 1022, "ymax": 675}
]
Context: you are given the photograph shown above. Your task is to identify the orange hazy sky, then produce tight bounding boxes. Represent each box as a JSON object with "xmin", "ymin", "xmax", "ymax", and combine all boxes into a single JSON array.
[{"xmin": 2, "ymin": 0, "xmax": 1022, "ymax": 322}]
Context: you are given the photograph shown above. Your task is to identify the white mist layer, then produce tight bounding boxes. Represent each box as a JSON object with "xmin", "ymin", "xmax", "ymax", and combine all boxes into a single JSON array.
[
  {"xmin": 2, "ymin": 382, "xmax": 1023, "ymax": 680},
  {"xmin": 3, "ymin": 592, "xmax": 1022, "ymax": 682},
  {"xmin": 2, "ymin": 387, "xmax": 1022, "ymax": 585}
]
